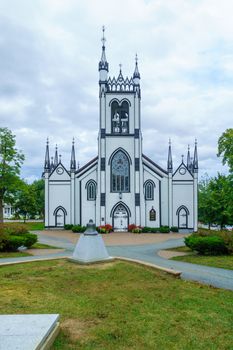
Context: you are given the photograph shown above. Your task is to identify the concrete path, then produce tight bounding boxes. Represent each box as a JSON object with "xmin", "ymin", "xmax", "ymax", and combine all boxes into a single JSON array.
[{"xmin": 1, "ymin": 232, "xmax": 233, "ymax": 291}]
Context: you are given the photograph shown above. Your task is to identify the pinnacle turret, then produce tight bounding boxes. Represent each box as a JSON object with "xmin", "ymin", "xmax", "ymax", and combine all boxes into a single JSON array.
[
  {"xmin": 54, "ymin": 145, "xmax": 58, "ymax": 167},
  {"xmin": 44, "ymin": 138, "xmax": 50, "ymax": 172},
  {"xmin": 193, "ymin": 139, "xmax": 198, "ymax": 172},
  {"xmin": 99, "ymin": 26, "xmax": 109, "ymax": 76},
  {"xmin": 133, "ymin": 54, "xmax": 140, "ymax": 84},
  {"xmin": 70, "ymin": 138, "xmax": 76, "ymax": 171},
  {"xmin": 167, "ymin": 139, "xmax": 173, "ymax": 173},
  {"xmin": 187, "ymin": 145, "xmax": 192, "ymax": 171}
]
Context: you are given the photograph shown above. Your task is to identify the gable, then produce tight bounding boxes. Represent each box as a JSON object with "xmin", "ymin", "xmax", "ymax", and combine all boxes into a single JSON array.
[
  {"xmin": 49, "ymin": 164, "xmax": 71, "ymax": 181},
  {"xmin": 173, "ymin": 163, "xmax": 193, "ymax": 181}
]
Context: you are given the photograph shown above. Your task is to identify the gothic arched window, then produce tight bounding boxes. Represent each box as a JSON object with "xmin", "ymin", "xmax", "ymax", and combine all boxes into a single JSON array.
[
  {"xmin": 111, "ymin": 150, "xmax": 130, "ymax": 192},
  {"xmin": 111, "ymin": 101, "xmax": 129, "ymax": 134},
  {"xmin": 86, "ymin": 180, "xmax": 97, "ymax": 201},
  {"xmin": 144, "ymin": 180, "xmax": 155, "ymax": 200}
]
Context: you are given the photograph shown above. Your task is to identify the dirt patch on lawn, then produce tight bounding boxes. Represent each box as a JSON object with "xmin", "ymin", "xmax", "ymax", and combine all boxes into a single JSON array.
[
  {"xmin": 158, "ymin": 250, "xmax": 190, "ymax": 259},
  {"xmin": 61, "ymin": 318, "xmax": 99, "ymax": 342},
  {"xmin": 26, "ymin": 248, "xmax": 65, "ymax": 256}
]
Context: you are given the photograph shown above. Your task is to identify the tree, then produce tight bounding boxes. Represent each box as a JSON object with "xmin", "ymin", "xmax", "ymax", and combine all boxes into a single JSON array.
[
  {"xmin": 0, "ymin": 128, "xmax": 24, "ymax": 222},
  {"xmin": 31, "ymin": 179, "xmax": 44, "ymax": 218},
  {"xmin": 217, "ymin": 128, "xmax": 233, "ymax": 173},
  {"xmin": 14, "ymin": 181, "xmax": 37, "ymax": 222}
]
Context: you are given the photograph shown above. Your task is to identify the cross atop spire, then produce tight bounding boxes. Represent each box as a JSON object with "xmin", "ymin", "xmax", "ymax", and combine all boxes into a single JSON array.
[{"xmin": 99, "ymin": 25, "xmax": 109, "ymax": 73}]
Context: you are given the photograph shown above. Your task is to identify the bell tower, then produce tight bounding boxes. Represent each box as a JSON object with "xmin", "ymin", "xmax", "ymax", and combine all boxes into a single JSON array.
[{"xmin": 96, "ymin": 27, "xmax": 143, "ymax": 228}]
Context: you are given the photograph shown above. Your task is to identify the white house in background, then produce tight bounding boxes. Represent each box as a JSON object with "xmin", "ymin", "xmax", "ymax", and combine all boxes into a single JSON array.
[
  {"xmin": 43, "ymin": 29, "xmax": 198, "ymax": 232},
  {"xmin": 3, "ymin": 204, "xmax": 15, "ymax": 219}
]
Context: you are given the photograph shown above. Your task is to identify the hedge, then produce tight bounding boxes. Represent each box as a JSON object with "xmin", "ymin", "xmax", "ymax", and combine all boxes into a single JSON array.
[
  {"xmin": 0, "ymin": 224, "xmax": 37, "ymax": 252},
  {"xmin": 185, "ymin": 235, "xmax": 228, "ymax": 255}
]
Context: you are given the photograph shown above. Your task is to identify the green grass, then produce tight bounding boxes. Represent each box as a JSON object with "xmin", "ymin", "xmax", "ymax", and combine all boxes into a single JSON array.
[
  {"xmin": 172, "ymin": 254, "xmax": 233, "ymax": 270},
  {"xmin": 0, "ymin": 260, "xmax": 233, "ymax": 349},
  {"xmin": 4, "ymin": 221, "xmax": 44, "ymax": 230},
  {"xmin": 166, "ymin": 246, "xmax": 192, "ymax": 253},
  {"xmin": 0, "ymin": 251, "xmax": 32, "ymax": 258},
  {"xmin": 31, "ymin": 243, "xmax": 60, "ymax": 249}
]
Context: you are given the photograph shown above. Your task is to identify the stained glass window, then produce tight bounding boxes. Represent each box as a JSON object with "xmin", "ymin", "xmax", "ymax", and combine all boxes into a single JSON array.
[
  {"xmin": 111, "ymin": 150, "xmax": 130, "ymax": 192},
  {"xmin": 144, "ymin": 180, "xmax": 155, "ymax": 200},
  {"xmin": 87, "ymin": 181, "xmax": 96, "ymax": 200}
]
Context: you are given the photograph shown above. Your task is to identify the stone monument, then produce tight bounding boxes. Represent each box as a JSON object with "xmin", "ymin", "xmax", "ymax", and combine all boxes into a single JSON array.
[{"xmin": 69, "ymin": 220, "xmax": 113, "ymax": 264}]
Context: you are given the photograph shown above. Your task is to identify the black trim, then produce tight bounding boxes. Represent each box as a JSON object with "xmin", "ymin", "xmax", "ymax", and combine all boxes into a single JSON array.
[
  {"xmin": 49, "ymin": 163, "xmax": 71, "ymax": 179},
  {"xmin": 176, "ymin": 205, "xmax": 189, "ymax": 229},
  {"xmin": 110, "ymin": 149, "xmax": 131, "ymax": 193},
  {"xmin": 173, "ymin": 161, "xmax": 194, "ymax": 178},
  {"xmin": 109, "ymin": 97, "xmax": 131, "ymax": 107},
  {"xmin": 101, "ymin": 193, "xmax": 105, "ymax": 206},
  {"xmin": 79, "ymin": 181, "xmax": 82, "ymax": 226},
  {"xmin": 135, "ymin": 193, "xmax": 140, "ymax": 206},
  {"xmin": 101, "ymin": 158, "xmax": 105, "ymax": 171},
  {"xmin": 108, "ymin": 148, "xmax": 132, "ymax": 165},
  {"xmin": 110, "ymin": 201, "xmax": 132, "ymax": 217},
  {"xmin": 105, "ymin": 133, "xmax": 135, "ymax": 137},
  {"xmin": 101, "ymin": 129, "xmax": 106, "ymax": 139},
  {"xmin": 76, "ymin": 156, "xmax": 98, "ymax": 175},
  {"xmin": 144, "ymin": 180, "xmax": 155, "ymax": 200},
  {"xmin": 53, "ymin": 206, "xmax": 67, "ymax": 227},
  {"xmin": 135, "ymin": 158, "xmax": 140, "ymax": 171},
  {"xmin": 85, "ymin": 180, "xmax": 97, "ymax": 201},
  {"xmin": 135, "ymin": 129, "xmax": 139, "ymax": 139},
  {"xmin": 142, "ymin": 154, "xmax": 168, "ymax": 175},
  {"xmin": 143, "ymin": 162, "xmax": 164, "ymax": 178}
]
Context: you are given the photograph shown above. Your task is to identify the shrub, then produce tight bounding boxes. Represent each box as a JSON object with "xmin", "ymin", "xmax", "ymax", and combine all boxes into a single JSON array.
[
  {"xmin": 141, "ymin": 226, "xmax": 151, "ymax": 233},
  {"xmin": 23, "ymin": 233, "xmax": 37, "ymax": 248},
  {"xmin": 128, "ymin": 224, "xmax": 137, "ymax": 232},
  {"xmin": 170, "ymin": 226, "xmax": 178, "ymax": 232},
  {"xmin": 150, "ymin": 227, "xmax": 160, "ymax": 233},
  {"xmin": 5, "ymin": 236, "xmax": 26, "ymax": 251},
  {"xmin": 64, "ymin": 224, "xmax": 73, "ymax": 230},
  {"xmin": 104, "ymin": 224, "xmax": 113, "ymax": 233},
  {"xmin": 185, "ymin": 235, "xmax": 228, "ymax": 255},
  {"xmin": 72, "ymin": 225, "xmax": 86, "ymax": 233},
  {"xmin": 3, "ymin": 224, "xmax": 28, "ymax": 235},
  {"xmin": 132, "ymin": 227, "xmax": 142, "ymax": 234},
  {"xmin": 159, "ymin": 226, "xmax": 170, "ymax": 233}
]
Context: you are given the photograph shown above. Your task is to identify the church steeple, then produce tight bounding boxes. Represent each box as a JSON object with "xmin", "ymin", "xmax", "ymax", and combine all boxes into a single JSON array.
[
  {"xmin": 193, "ymin": 139, "xmax": 198, "ymax": 172},
  {"xmin": 70, "ymin": 138, "xmax": 76, "ymax": 172},
  {"xmin": 167, "ymin": 139, "xmax": 173, "ymax": 173},
  {"xmin": 44, "ymin": 138, "xmax": 50, "ymax": 172},
  {"xmin": 99, "ymin": 26, "xmax": 109, "ymax": 82},
  {"xmin": 133, "ymin": 54, "xmax": 140, "ymax": 85}
]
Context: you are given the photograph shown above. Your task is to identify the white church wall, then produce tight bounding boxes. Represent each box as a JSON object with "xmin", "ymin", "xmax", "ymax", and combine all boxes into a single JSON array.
[
  {"xmin": 48, "ymin": 182, "xmax": 71, "ymax": 226},
  {"xmin": 172, "ymin": 182, "xmax": 194, "ymax": 229},
  {"xmin": 143, "ymin": 169, "xmax": 161, "ymax": 228},
  {"xmin": 76, "ymin": 166, "xmax": 97, "ymax": 227},
  {"xmin": 160, "ymin": 177, "xmax": 169, "ymax": 226}
]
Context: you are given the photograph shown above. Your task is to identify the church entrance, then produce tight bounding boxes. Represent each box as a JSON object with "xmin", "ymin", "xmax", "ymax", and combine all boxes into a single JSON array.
[
  {"xmin": 113, "ymin": 204, "xmax": 128, "ymax": 232},
  {"xmin": 178, "ymin": 207, "xmax": 188, "ymax": 229}
]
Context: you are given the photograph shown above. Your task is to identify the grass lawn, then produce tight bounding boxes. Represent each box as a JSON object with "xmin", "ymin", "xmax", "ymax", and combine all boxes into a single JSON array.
[
  {"xmin": 3, "ymin": 221, "xmax": 45, "ymax": 230},
  {"xmin": 0, "ymin": 260, "xmax": 233, "ymax": 350},
  {"xmin": 31, "ymin": 243, "xmax": 60, "ymax": 249},
  {"xmin": 172, "ymin": 253, "xmax": 233, "ymax": 270}
]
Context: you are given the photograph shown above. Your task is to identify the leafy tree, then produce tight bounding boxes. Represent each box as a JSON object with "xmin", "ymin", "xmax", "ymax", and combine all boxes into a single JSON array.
[
  {"xmin": 0, "ymin": 128, "xmax": 24, "ymax": 222},
  {"xmin": 31, "ymin": 179, "xmax": 44, "ymax": 218},
  {"xmin": 217, "ymin": 128, "xmax": 233, "ymax": 173},
  {"xmin": 198, "ymin": 174, "xmax": 215, "ymax": 228},
  {"xmin": 14, "ymin": 182, "xmax": 37, "ymax": 222}
]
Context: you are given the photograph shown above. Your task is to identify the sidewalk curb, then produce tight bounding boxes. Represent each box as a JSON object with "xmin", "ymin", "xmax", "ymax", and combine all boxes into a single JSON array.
[{"xmin": 115, "ymin": 257, "xmax": 182, "ymax": 277}]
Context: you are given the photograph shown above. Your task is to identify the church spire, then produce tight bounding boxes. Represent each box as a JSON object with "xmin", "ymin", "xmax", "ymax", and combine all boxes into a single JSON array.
[
  {"xmin": 70, "ymin": 138, "xmax": 76, "ymax": 171},
  {"xmin": 167, "ymin": 139, "xmax": 173, "ymax": 173},
  {"xmin": 99, "ymin": 26, "xmax": 109, "ymax": 76},
  {"xmin": 133, "ymin": 54, "xmax": 140, "ymax": 84},
  {"xmin": 44, "ymin": 138, "xmax": 50, "ymax": 172},
  {"xmin": 187, "ymin": 145, "xmax": 191, "ymax": 171},
  {"xmin": 193, "ymin": 139, "xmax": 198, "ymax": 172},
  {"xmin": 54, "ymin": 144, "xmax": 58, "ymax": 167}
]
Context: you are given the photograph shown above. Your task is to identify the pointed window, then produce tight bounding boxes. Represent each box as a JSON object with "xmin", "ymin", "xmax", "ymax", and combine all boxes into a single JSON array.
[
  {"xmin": 86, "ymin": 180, "xmax": 97, "ymax": 201},
  {"xmin": 144, "ymin": 180, "xmax": 155, "ymax": 200},
  {"xmin": 111, "ymin": 150, "xmax": 130, "ymax": 192},
  {"xmin": 111, "ymin": 101, "xmax": 129, "ymax": 134}
]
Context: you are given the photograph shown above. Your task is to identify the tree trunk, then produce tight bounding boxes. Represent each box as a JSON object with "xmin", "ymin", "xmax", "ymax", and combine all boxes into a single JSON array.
[
  {"xmin": 208, "ymin": 222, "xmax": 210, "ymax": 230},
  {"xmin": 0, "ymin": 199, "xmax": 3, "ymax": 223}
]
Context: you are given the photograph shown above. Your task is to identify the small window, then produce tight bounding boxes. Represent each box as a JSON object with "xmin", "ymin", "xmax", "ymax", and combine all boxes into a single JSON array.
[
  {"xmin": 86, "ymin": 181, "xmax": 96, "ymax": 201},
  {"xmin": 144, "ymin": 180, "xmax": 155, "ymax": 200},
  {"xmin": 149, "ymin": 208, "xmax": 156, "ymax": 221}
]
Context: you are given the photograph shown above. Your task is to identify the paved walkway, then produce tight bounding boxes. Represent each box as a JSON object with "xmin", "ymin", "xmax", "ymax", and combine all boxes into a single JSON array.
[{"xmin": 1, "ymin": 231, "xmax": 233, "ymax": 291}]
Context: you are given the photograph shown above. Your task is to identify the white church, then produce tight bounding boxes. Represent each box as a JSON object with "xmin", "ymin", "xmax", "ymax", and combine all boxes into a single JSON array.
[{"xmin": 43, "ymin": 30, "xmax": 198, "ymax": 232}]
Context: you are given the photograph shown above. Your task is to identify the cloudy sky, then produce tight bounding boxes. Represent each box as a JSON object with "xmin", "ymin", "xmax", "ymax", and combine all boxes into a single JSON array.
[{"xmin": 0, "ymin": 0, "xmax": 232, "ymax": 182}]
